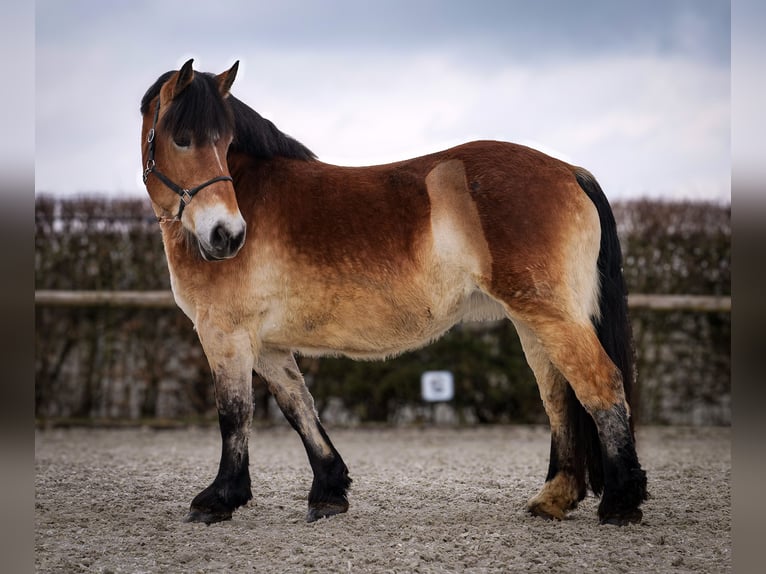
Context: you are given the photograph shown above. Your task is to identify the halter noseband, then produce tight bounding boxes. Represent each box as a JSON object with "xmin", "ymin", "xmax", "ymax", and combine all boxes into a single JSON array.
[{"xmin": 143, "ymin": 97, "xmax": 233, "ymax": 222}]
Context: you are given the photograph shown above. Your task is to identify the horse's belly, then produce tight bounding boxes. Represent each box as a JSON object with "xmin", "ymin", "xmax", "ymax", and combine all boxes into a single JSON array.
[{"xmin": 258, "ymin": 280, "xmax": 505, "ymax": 360}]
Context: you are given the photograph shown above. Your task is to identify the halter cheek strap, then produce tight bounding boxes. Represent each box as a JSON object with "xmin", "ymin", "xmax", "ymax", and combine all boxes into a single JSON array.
[{"xmin": 143, "ymin": 97, "xmax": 233, "ymax": 222}]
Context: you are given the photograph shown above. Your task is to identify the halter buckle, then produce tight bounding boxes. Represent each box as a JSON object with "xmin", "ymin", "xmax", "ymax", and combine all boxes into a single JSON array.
[
  {"xmin": 142, "ymin": 159, "xmax": 155, "ymax": 184},
  {"xmin": 180, "ymin": 190, "xmax": 193, "ymax": 205},
  {"xmin": 147, "ymin": 128, "xmax": 155, "ymax": 143}
]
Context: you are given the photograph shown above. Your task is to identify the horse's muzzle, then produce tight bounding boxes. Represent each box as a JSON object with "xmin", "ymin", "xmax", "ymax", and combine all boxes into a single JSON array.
[{"xmin": 200, "ymin": 222, "xmax": 246, "ymax": 261}]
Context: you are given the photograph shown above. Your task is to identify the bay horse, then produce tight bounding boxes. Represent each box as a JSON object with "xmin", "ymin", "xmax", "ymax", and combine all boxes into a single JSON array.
[{"xmin": 140, "ymin": 59, "xmax": 646, "ymax": 526}]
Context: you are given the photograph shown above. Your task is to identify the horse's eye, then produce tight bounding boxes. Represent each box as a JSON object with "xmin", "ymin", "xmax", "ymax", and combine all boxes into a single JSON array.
[{"xmin": 173, "ymin": 134, "xmax": 192, "ymax": 148}]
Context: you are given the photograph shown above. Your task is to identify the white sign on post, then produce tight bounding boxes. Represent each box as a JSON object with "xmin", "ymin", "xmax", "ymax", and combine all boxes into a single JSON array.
[{"xmin": 421, "ymin": 371, "xmax": 454, "ymax": 402}]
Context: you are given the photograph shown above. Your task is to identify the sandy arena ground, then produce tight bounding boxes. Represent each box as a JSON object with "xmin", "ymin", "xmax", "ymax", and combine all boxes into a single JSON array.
[{"xmin": 35, "ymin": 425, "xmax": 730, "ymax": 573}]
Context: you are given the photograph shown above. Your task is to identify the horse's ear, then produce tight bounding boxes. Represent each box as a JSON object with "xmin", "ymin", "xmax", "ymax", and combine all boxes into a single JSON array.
[
  {"xmin": 216, "ymin": 61, "xmax": 239, "ymax": 98},
  {"xmin": 172, "ymin": 58, "xmax": 195, "ymax": 99}
]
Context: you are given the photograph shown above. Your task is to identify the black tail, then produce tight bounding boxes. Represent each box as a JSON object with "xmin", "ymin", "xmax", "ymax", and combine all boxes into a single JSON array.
[{"xmin": 568, "ymin": 168, "xmax": 637, "ymax": 497}]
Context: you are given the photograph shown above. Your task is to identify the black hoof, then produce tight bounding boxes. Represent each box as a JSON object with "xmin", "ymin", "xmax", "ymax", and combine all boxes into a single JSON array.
[
  {"xmin": 306, "ymin": 501, "xmax": 349, "ymax": 523},
  {"xmin": 184, "ymin": 507, "xmax": 233, "ymax": 525},
  {"xmin": 599, "ymin": 508, "xmax": 643, "ymax": 526},
  {"xmin": 186, "ymin": 479, "xmax": 251, "ymax": 525}
]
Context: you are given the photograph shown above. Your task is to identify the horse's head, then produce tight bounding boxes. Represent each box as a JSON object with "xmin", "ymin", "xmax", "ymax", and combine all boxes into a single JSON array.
[{"xmin": 140, "ymin": 59, "xmax": 245, "ymax": 261}]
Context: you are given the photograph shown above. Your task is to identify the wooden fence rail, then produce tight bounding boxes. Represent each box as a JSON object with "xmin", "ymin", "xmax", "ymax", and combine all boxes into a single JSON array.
[
  {"xmin": 34, "ymin": 290, "xmax": 731, "ymax": 312},
  {"xmin": 35, "ymin": 290, "xmax": 175, "ymax": 308}
]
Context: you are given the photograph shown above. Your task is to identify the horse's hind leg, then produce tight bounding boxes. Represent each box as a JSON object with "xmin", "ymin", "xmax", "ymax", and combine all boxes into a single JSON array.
[
  {"xmin": 255, "ymin": 349, "xmax": 351, "ymax": 522},
  {"xmin": 186, "ymin": 327, "xmax": 254, "ymax": 524},
  {"xmin": 522, "ymin": 317, "xmax": 646, "ymax": 524},
  {"xmin": 513, "ymin": 321, "xmax": 589, "ymax": 520}
]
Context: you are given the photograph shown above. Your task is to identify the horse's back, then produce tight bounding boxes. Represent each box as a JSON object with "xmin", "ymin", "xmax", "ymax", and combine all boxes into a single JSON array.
[{"xmin": 239, "ymin": 139, "xmax": 590, "ymax": 267}]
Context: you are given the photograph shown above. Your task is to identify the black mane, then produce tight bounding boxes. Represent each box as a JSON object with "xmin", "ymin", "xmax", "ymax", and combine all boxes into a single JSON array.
[
  {"xmin": 140, "ymin": 70, "xmax": 316, "ymax": 161},
  {"xmin": 228, "ymin": 95, "xmax": 316, "ymax": 161}
]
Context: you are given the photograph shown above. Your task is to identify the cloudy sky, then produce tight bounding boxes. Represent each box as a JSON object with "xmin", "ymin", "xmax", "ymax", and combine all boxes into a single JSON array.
[{"xmin": 36, "ymin": 0, "xmax": 730, "ymax": 202}]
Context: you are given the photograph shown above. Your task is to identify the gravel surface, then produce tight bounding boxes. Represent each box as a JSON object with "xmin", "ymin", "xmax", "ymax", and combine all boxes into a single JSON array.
[{"xmin": 35, "ymin": 425, "xmax": 730, "ymax": 573}]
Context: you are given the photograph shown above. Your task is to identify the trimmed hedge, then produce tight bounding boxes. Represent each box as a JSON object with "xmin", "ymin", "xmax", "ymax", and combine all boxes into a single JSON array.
[{"xmin": 35, "ymin": 196, "xmax": 730, "ymax": 425}]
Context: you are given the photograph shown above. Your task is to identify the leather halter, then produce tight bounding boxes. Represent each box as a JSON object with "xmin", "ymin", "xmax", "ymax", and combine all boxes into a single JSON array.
[{"xmin": 142, "ymin": 97, "xmax": 233, "ymax": 222}]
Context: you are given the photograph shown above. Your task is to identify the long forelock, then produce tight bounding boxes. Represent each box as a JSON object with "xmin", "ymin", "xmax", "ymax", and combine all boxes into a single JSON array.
[
  {"xmin": 161, "ymin": 73, "xmax": 234, "ymax": 144},
  {"xmin": 141, "ymin": 71, "xmax": 233, "ymax": 145}
]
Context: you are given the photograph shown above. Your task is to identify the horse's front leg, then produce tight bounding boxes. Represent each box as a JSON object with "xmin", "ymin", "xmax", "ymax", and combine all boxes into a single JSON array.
[
  {"xmin": 255, "ymin": 349, "xmax": 352, "ymax": 522},
  {"xmin": 185, "ymin": 325, "xmax": 254, "ymax": 524}
]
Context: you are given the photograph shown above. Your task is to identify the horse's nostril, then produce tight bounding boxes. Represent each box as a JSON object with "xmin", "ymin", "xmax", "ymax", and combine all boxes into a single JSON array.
[
  {"xmin": 211, "ymin": 224, "xmax": 230, "ymax": 249},
  {"xmin": 210, "ymin": 223, "xmax": 245, "ymax": 256}
]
